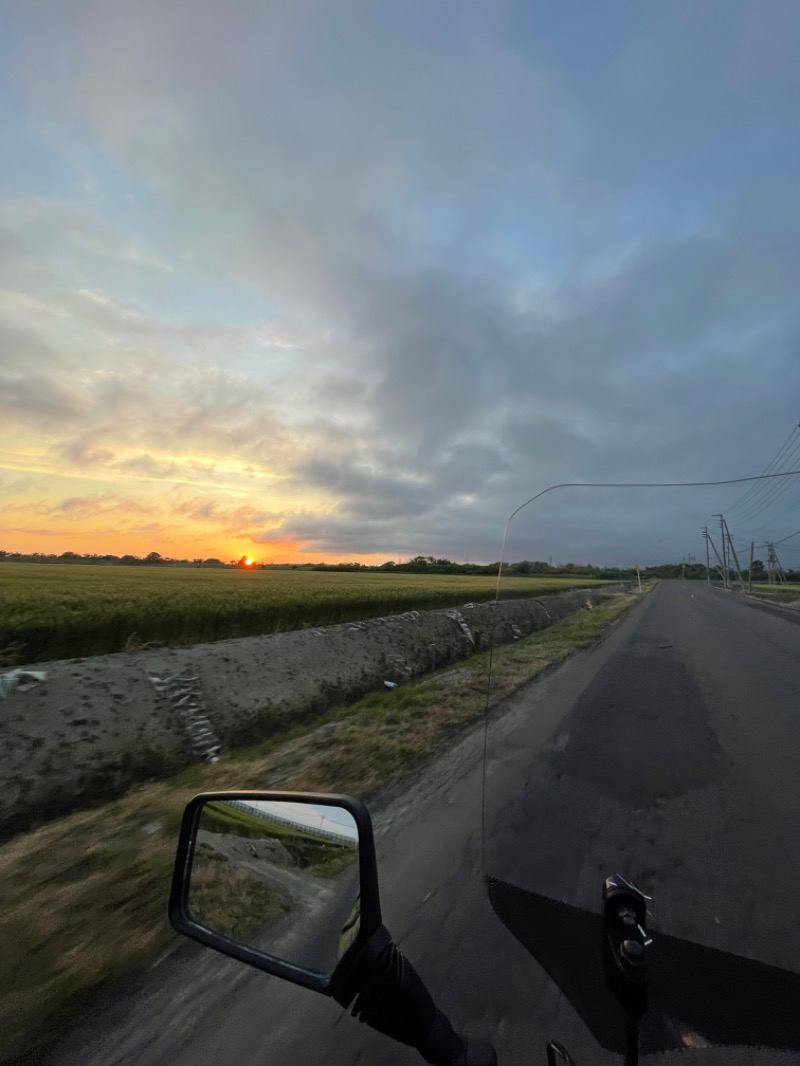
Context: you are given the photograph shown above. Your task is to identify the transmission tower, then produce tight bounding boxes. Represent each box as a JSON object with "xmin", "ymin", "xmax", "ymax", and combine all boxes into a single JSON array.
[{"xmin": 766, "ymin": 542, "xmax": 787, "ymax": 585}]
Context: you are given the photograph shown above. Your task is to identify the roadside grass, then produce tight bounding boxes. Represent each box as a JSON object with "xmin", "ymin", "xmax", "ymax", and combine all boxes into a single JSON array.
[
  {"xmin": 309, "ymin": 849, "xmax": 359, "ymax": 880},
  {"xmin": 1, "ymin": 591, "xmax": 639, "ymax": 1064},
  {"xmin": 199, "ymin": 801, "xmax": 330, "ymax": 845},
  {"xmin": 748, "ymin": 583, "xmax": 800, "ymax": 607},
  {"xmin": 190, "ymin": 847, "xmax": 290, "ymax": 940}
]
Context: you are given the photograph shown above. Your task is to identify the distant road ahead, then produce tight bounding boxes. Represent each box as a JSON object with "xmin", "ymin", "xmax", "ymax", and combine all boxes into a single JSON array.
[{"xmin": 51, "ymin": 583, "xmax": 800, "ymax": 1066}]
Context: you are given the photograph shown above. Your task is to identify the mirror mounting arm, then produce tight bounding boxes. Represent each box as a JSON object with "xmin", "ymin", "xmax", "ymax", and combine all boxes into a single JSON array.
[{"xmin": 333, "ymin": 926, "xmax": 496, "ymax": 1066}]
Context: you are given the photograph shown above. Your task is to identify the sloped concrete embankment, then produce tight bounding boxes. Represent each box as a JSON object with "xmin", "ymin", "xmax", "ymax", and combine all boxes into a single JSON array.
[{"xmin": 1, "ymin": 587, "xmax": 624, "ymax": 839}]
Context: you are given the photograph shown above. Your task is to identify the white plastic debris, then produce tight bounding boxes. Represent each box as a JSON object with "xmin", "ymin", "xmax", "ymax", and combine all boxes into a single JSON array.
[
  {"xmin": 445, "ymin": 609, "xmax": 476, "ymax": 645},
  {"xmin": 0, "ymin": 669, "xmax": 47, "ymax": 699},
  {"xmin": 384, "ymin": 681, "xmax": 398, "ymax": 689},
  {"xmin": 149, "ymin": 673, "xmax": 221, "ymax": 763}
]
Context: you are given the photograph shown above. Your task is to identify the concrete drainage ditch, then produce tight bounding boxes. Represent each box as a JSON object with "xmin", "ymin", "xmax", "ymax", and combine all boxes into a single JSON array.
[{"xmin": 0, "ymin": 586, "xmax": 626, "ymax": 839}]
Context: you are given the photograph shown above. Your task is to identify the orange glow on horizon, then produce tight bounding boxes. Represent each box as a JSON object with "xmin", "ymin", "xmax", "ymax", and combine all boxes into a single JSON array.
[
  {"xmin": 0, "ymin": 525, "xmax": 391, "ymax": 567},
  {"xmin": 0, "ymin": 457, "xmax": 395, "ymax": 565}
]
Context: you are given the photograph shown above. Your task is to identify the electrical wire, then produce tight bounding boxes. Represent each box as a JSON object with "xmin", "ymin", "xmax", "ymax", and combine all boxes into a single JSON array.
[
  {"xmin": 728, "ymin": 431, "xmax": 800, "ymax": 520},
  {"xmin": 496, "ymin": 471, "xmax": 800, "ymax": 569},
  {"xmin": 481, "ymin": 469, "xmax": 800, "ymax": 866},
  {"xmin": 775, "ymin": 527, "xmax": 800, "ymax": 546},
  {"xmin": 739, "ymin": 490, "xmax": 800, "ymax": 539},
  {"xmin": 727, "ymin": 423, "xmax": 800, "ymax": 518},
  {"xmin": 727, "ymin": 423, "xmax": 800, "ymax": 515},
  {"xmin": 736, "ymin": 475, "xmax": 800, "ymax": 528},
  {"xmin": 732, "ymin": 441, "xmax": 800, "ymax": 523}
]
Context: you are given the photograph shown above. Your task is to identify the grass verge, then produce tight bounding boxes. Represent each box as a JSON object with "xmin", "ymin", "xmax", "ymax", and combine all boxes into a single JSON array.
[
  {"xmin": 1, "ymin": 590, "xmax": 640, "ymax": 1064},
  {"xmin": 190, "ymin": 845, "xmax": 290, "ymax": 940},
  {"xmin": 747, "ymin": 583, "xmax": 800, "ymax": 608},
  {"xmin": 198, "ymin": 800, "xmax": 330, "ymax": 844}
]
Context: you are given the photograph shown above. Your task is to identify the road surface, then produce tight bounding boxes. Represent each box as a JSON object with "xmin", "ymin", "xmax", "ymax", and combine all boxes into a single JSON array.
[{"xmin": 48, "ymin": 583, "xmax": 800, "ymax": 1065}]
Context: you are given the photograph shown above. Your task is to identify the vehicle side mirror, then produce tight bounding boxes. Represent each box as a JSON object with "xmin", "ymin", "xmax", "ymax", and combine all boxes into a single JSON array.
[{"xmin": 169, "ymin": 791, "xmax": 382, "ymax": 993}]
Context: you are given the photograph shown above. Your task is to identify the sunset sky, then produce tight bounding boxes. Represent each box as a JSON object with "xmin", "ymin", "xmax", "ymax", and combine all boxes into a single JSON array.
[{"xmin": 3, "ymin": 2, "xmax": 800, "ymax": 565}]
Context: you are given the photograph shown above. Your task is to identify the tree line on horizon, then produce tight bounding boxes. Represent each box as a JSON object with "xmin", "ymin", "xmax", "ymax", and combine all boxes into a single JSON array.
[{"xmin": 4, "ymin": 549, "xmax": 795, "ymax": 581}]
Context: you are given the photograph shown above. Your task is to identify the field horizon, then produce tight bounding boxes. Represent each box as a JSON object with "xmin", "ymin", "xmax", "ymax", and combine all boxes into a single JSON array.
[{"xmin": 0, "ymin": 563, "xmax": 613, "ymax": 666}]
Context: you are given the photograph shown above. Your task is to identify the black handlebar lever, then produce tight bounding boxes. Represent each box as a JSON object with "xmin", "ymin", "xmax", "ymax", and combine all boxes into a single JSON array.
[
  {"xmin": 546, "ymin": 1040, "xmax": 575, "ymax": 1066},
  {"xmin": 543, "ymin": 875, "xmax": 653, "ymax": 1066},
  {"xmin": 602, "ymin": 875, "xmax": 652, "ymax": 1066},
  {"xmin": 603, "ymin": 875, "xmax": 651, "ymax": 995}
]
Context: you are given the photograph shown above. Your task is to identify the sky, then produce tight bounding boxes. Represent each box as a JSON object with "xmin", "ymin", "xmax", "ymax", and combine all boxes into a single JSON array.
[
  {"xmin": 2, "ymin": 1, "xmax": 800, "ymax": 566},
  {"xmin": 237, "ymin": 801, "xmax": 358, "ymax": 842}
]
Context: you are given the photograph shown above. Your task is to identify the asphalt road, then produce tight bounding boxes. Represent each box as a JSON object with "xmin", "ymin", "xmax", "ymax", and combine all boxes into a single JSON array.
[{"xmin": 48, "ymin": 583, "xmax": 800, "ymax": 1066}]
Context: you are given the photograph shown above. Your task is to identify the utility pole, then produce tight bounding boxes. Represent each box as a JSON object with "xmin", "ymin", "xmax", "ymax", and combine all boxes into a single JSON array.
[
  {"xmin": 749, "ymin": 541, "xmax": 754, "ymax": 593},
  {"xmin": 706, "ymin": 529, "xmax": 728, "ymax": 587},
  {"xmin": 713, "ymin": 515, "xmax": 728, "ymax": 588},
  {"xmin": 722, "ymin": 518, "xmax": 745, "ymax": 589},
  {"xmin": 774, "ymin": 545, "xmax": 787, "ymax": 584},
  {"xmin": 767, "ymin": 543, "xmax": 787, "ymax": 585},
  {"xmin": 702, "ymin": 527, "xmax": 711, "ymax": 586}
]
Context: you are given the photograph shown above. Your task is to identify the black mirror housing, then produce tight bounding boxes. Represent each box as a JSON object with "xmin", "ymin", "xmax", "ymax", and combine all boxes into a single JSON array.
[{"xmin": 169, "ymin": 790, "xmax": 382, "ymax": 993}]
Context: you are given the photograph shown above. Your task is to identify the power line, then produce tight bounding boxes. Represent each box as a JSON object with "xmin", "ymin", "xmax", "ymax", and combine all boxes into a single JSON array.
[
  {"xmin": 736, "ymin": 473, "xmax": 800, "ymax": 528},
  {"xmin": 727, "ymin": 422, "xmax": 800, "ymax": 513},
  {"xmin": 741, "ymin": 489, "xmax": 800, "ymax": 538},
  {"xmin": 732, "ymin": 441, "xmax": 800, "ymax": 523},
  {"xmin": 727, "ymin": 423, "xmax": 800, "ymax": 518},
  {"xmin": 728, "ymin": 429, "xmax": 800, "ymax": 522},
  {"xmin": 736, "ymin": 475, "xmax": 800, "ymax": 525},
  {"xmin": 775, "ymin": 527, "xmax": 800, "ymax": 546},
  {"xmin": 499, "ymin": 471, "xmax": 800, "ymax": 573}
]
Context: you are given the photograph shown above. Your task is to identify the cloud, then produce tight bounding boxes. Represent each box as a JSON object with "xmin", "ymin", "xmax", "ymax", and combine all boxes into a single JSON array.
[
  {"xmin": 0, "ymin": 490, "xmax": 156, "ymax": 523},
  {"xmin": 173, "ymin": 498, "xmax": 280, "ymax": 532},
  {"xmin": 77, "ymin": 288, "xmax": 113, "ymax": 306},
  {"xmin": 122, "ymin": 249, "xmax": 174, "ymax": 272},
  {"xmin": 0, "ymin": 527, "xmax": 70, "ymax": 537},
  {"xmin": 0, "ymin": 320, "xmax": 88, "ymax": 426},
  {"xmin": 5, "ymin": 2, "xmax": 800, "ymax": 562},
  {"xmin": 59, "ymin": 440, "xmax": 117, "ymax": 466},
  {"xmin": 0, "ymin": 284, "xmax": 298, "ymax": 492},
  {"xmin": 46, "ymin": 492, "xmax": 155, "ymax": 520}
]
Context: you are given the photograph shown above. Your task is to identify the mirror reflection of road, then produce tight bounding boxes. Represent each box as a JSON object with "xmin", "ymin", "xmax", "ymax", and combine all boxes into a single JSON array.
[
  {"xmin": 48, "ymin": 584, "xmax": 800, "ymax": 1066},
  {"xmin": 195, "ymin": 828, "xmax": 360, "ymax": 974}
]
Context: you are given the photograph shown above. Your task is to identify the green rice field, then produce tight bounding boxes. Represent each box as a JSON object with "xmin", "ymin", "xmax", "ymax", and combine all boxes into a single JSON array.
[{"xmin": 0, "ymin": 563, "xmax": 611, "ymax": 664}]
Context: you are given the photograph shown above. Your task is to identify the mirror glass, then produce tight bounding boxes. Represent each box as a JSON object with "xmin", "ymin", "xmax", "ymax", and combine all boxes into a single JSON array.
[{"xmin": 188, "ymin": 798, "xmax": 361, "ymax": 976}]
